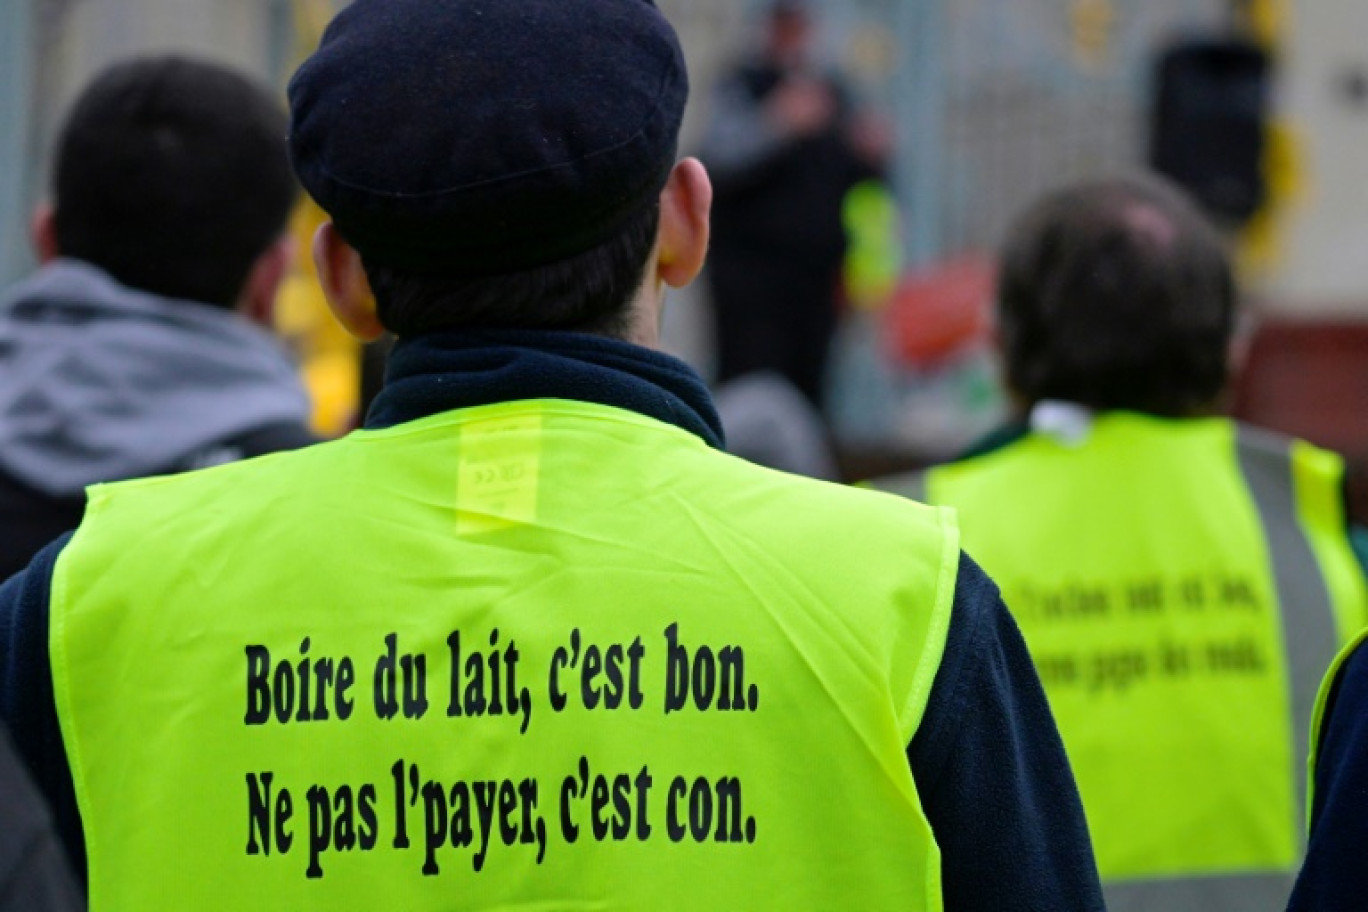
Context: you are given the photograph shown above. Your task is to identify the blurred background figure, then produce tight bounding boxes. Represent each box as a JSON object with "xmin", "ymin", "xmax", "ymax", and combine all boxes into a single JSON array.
[
  {"xmin": 874, "ymin": 175, "xmax": 1368, "ymax": 911},
  {"xmin": 714, "ymin": 372, "xmax": 840, "ymax": 480},
  {"xmin": 0, "ymin": 56, "xmax": 315, "ymax": 581},
  {"xmin": 698, "ymin": 0, "xmax": 887, "ymax": 418},
  {"xmin": 6, "ymin": 0, "xmax": 1368, "ymax": 488}
]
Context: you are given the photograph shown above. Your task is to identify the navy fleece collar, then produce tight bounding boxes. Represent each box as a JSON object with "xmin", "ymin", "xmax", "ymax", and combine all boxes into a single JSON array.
[{"xmin": 366, "ymin": 330, "xmax": 725, "ymax": 450}]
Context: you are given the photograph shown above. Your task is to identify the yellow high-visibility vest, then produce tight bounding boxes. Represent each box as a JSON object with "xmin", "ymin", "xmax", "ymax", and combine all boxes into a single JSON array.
[
  {"xmin": 1306, "ymin": 625, "xmax": 1368, "ymax": 826},
  {"xmin": 877, "ymin": 412, "xmax": 1367, "ymax": 911},
  {"xmin": 53, "ymin": 398, "xmax": 958, "ymax": 910}
]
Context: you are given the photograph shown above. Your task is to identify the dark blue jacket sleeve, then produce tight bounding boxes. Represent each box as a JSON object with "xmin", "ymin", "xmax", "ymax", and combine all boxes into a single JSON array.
[
  {"xmin": 909, "ymin": 552, "xmax": 1104, "ymax": 911},
  {"xmin": 1288, "ymin": 638, "xmax": 1368, "ymax": 909},
  {"xmin": 0, "ymin": 534, "xmax": 84, "ymax": 881}
]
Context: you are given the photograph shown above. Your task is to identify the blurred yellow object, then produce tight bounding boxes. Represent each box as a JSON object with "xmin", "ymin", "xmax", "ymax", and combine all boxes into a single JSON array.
[
  {"xmin": 274, "ymin": 198, "xmax": 360, "ymax": 437},
  {"xmin": 842, "ymin": 180, "xmax": 903, "ymax": 311},
  {"xmin": 1070, "ymin": 0, "xmax": 1115, "ymax": 73},
  {"xmin": 1237, "ymin": 120, "xmax": 1305, "ymax": 279},
  {"xmin": 273, "ymin": 0, "xmax": 361, "ymax": 438},
  {"xmin": 292, "ymin": 0, "xmax": 335, "ymax": 51},
  {"xmin": 1247, "ymin": 0, "xmax": 1290, "ymax": 50},
  {"xmin": 1235, "ymin": 0, "xmax": 1300, "ymax": 281}
]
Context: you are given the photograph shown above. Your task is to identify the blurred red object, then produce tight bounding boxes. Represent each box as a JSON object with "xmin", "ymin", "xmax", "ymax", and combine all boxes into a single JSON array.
[
  {"xmin": 1231, "ymin": 320, "xmax": 1368, "ymax": 462},
  {"xmin": 1230, "ymin": 318, "xmax": 1368, "ymax": 526},
  {"xmin": 883, "ymin": 256, "xmax": 995, "ymax": 367}
]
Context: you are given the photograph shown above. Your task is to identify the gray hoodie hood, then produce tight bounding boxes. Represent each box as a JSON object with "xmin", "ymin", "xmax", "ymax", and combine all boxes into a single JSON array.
[{"xmin": 0, "ymin": 260, "xmax": 311, "ymax": 497}]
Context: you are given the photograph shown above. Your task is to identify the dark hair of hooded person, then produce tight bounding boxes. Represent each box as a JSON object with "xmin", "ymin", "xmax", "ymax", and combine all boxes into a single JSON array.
[
  {"xmin": 361, "ymin": 202, "xmax": 662, "ymax": 341},
  {"xmin": 996, "ymin": 175, "xmax": 1236, "ymax": 418},
  {"xmin": 51, "ymin": 55, "xmax": 297, "ymax": 309}
]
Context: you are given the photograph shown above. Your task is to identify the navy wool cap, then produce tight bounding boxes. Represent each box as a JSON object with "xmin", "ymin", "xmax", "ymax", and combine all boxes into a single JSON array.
[{"xmin": 287, "ymin": 0, "xmax": 688, "ymax": 277}]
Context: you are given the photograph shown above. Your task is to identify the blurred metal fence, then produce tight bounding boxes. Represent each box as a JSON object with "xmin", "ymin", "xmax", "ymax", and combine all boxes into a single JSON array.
[
  {"xmin": 0, "ymin": 2, "xmax": 36, "ymax": 289},
  {"xmin": 833, "ymin": 0, "xmax": 1227, "ymax": 264},
  {"xmin": 1, "ymin": 0, "xmax": 1234, "ymax": 290},
  {"xmin": 661, "ymin": 0, "xmax": 1229, "ymax": 264}
]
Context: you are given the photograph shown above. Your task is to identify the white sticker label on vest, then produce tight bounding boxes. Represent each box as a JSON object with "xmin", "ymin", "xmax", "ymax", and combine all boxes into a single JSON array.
[{"xmin": 456, "ymin": 414, "xmax": 542, "ymax": 535}]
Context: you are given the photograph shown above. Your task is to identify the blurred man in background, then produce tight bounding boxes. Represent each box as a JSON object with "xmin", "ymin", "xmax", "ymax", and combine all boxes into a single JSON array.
[
  {"xmin": 0, "ymin": 56, "xmax": 315, "ymax": 582},
  {"xmin": 875, "ymin": 175, "xmax": 1368, "ymax": 910},
  {"xmin": 699, "ymin": 0, "xmax": 885, "ymax": 415}
]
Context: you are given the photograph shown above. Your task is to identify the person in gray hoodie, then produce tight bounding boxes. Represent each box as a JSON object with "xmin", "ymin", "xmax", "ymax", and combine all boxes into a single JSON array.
[{"xmin": 0, "ymin": 55, "xmax": 315, "ymax": 582}]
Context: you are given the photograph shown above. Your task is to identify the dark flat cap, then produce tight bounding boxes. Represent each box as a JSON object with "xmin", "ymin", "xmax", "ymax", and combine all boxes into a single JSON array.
[{"xmin": 288, "ymin": 0, "xmax": 687, "ymax": 277}]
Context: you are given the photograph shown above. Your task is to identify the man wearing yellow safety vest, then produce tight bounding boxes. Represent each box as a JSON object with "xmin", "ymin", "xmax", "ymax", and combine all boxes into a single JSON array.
[
  {"xmin": 875, "ymin": 176, "xmax": 1368, "ymax": 911},
  {"xmin": 0, "ymin": 1, "xmax": 1103, "ymax": 908}
]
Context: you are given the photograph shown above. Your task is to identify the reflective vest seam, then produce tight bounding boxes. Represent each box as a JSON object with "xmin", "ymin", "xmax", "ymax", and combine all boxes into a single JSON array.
[
  {"xmin": 1235, "ymin": 425, "xmax": 1339, "ymax": 859},
  {"xmin": 48, "ymin": 485, "xmax": 113, "ymax": 906}
]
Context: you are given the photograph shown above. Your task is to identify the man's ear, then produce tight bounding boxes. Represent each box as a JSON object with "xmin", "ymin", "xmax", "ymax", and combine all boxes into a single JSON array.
[
  {"xmin": 313, "ymin": 222, "xmax": 384, "ymax": 342},
  {"xmin": 31, "ymin": 204, "xmax": 59, "ymax": 264},
  {"xmin": 655, "ymin": 157, "xmax": 712, "ymax": 289},
  {"xmin": 238, "ymin": 236, "xmax": 295, "ymax": 326}
]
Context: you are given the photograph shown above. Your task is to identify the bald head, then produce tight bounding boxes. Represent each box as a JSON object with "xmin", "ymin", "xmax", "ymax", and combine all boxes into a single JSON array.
[{"xmin": 996, "ymin": 175, "xmax": 1235, "ymax": 417}]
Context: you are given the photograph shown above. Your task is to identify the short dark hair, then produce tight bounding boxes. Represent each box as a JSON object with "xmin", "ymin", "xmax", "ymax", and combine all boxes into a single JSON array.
[
  {"xmin": 769, "ymin": 0, "xmax": 810, "ymax": 22},
  {"xmin": 997, "ymin": 175, "xmax": 1236, "ymax": 416},
  {"xmin": 363, "ymin": 203, "xmax": 661, "ymax": 339},
  {"xmin": 52, "ymin": 56, "xmax": 297, "ymax": 308}
]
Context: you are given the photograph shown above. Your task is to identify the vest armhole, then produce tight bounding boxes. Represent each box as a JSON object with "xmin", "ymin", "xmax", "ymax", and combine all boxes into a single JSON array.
[
  {"xmin": 1307, "ymin": 628, "xmax": 1368, "ymax": 830},
  {"xmin": 47, "ymin": 485, "xmax": 115, "ymax": 902},
  {"xmin": 898, "ymin": 506, "xmax": 960, "ymax": 741}
]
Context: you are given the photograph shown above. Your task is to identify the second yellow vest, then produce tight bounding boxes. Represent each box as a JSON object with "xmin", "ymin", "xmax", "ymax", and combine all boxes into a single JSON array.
[{"xmin": 882, "ymin": 412, "xmax": 1366, "ymax": 908}]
